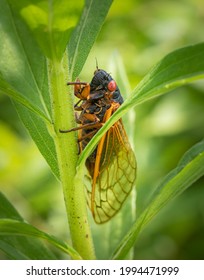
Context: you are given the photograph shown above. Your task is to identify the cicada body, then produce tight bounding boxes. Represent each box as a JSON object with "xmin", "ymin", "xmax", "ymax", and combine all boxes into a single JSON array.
[{"xmin": 62, "ymin": 69, "xmax": 137, "ymax": 223}]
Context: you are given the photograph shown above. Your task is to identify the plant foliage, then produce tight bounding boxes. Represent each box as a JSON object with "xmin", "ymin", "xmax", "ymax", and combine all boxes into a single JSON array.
[{"xmin": 0, "ymin": 0, "xmax": 203, "ymax": 260}]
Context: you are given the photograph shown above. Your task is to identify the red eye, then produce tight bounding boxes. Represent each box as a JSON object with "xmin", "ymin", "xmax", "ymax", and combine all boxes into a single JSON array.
[{"xmin": 107, "ymin": 80, "xmax": 117, "ymax": 92}]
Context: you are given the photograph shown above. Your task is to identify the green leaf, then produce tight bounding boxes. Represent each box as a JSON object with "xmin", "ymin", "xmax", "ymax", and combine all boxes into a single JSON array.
[
  {"xmin": 8, "ymin": 0, "xmax": 84, "ymax": 60},
  {"xmin": 0, "ymin": 192, "xmax": 82, "ymax": 259},
  {"xmin": 0, "ymin": 219, "xmax": 82, "ymax": 260},
  {"xmin": 0, "ymin": 193, "xmax": 23, "ymax": 221},
  {"xmin": 130, "ymin": 42, "xmax": 204, "ymax": 105},
  {"xmin": 0, "ymin": 1, "xmax": 58, "ymax": 177},
  {"xmin": 0, "ymin": 75, "xmax": 49, "ymax": 121},
  {"xmin": 0, "ymin": 0, "xmax": 51, "ymax": 118},
  {"xmin": 78, "ymin": 43, "xmax": 204, "ymax": 168},
  {"xmin": 0, "ymin": 192, "xmax": 56, "ymax": 259},
  {"xmin": 112, "ymin": 140, "xmax": 204, "ymax": 259},
  {"xmin": 68, "ymin": 0, "xmax": 113, "ymax": 79},
  {"xmin": 14, "ymin": 102, "xmax": 59, "ymax": 178},
  {"xmin": 0, "ymin": 0, "xmax": 59, "ymax": 177}
]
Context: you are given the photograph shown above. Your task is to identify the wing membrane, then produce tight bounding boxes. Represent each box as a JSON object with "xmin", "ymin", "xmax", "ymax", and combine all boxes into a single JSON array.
[{"xmin": 86, "ymin": 119, "xmax": 137, "ymax": 223}]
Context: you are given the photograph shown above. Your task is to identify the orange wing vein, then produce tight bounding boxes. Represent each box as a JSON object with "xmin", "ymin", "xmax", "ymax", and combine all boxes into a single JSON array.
[{"xmin": 86, "ymin": 104, "xmax": 137, "ymax": 223}]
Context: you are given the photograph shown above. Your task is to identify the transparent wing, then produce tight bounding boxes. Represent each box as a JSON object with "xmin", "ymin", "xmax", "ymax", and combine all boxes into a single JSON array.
[{"xmin": 86, "ymin": 120, "xmax": 137, "ymax": 224}]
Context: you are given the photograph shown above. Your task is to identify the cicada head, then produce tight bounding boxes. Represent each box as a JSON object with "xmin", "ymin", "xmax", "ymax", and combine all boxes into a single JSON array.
[{"xmin": 90, "ymin": 69, "xmax": 123, "ymax": 104}]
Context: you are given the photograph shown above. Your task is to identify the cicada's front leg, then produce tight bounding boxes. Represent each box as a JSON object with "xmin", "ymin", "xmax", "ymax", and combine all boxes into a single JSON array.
[
  {"xmin": 59, "ymin": 79, "xmax": 91, "ymax": 133},
  {"xmin": 68, "ymin": 78, "xmax": 91, "ymax": 101}
]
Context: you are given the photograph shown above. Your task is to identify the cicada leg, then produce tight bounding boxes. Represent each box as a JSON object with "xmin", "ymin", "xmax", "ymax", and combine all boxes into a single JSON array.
[{"xmin": 68, "ymin": 79, "xmax": 91, "ymax": 100}]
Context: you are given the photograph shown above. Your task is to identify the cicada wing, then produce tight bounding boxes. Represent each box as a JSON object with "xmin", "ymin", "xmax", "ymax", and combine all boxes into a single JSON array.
[{"xmin": 86, "ymin": 120, "xmax": 137, "ymax": 224}]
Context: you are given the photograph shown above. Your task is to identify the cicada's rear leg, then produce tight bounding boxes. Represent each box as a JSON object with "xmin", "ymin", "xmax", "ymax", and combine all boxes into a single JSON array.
[
  {"xmin": 60, "ymin": 112, "xmax": 102, "ymax": 155},
  {"xmin": 59, "ymin": 112, "xmax": 102, "ymax": 133}
]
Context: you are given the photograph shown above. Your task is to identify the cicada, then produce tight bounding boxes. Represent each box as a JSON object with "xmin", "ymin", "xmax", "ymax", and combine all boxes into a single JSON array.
[{"xmin": 61, "ymin": 68, "xmax": 137, "ymax": 223}]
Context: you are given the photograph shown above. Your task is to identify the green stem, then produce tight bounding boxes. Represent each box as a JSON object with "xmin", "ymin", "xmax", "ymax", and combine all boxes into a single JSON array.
[{"xmin": 48, "ymin": 51, "xmax": 95, "ymax": 260}]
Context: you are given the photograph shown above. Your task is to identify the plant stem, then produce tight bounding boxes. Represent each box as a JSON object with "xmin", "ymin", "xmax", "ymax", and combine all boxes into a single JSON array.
[{"xmin": 48, "ymin": 51, "xmax": 95, "ymax": 260}]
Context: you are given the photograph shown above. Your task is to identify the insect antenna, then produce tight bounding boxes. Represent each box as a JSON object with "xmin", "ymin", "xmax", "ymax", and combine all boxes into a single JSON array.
[{"xmin": 95, "ymin": 57, "xmax": 99, "ymax": 70}]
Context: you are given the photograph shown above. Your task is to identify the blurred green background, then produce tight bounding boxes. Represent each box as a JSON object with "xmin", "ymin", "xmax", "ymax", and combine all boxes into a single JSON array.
[{"xmin": 0, "ymin": 0, "xmax": 204, "ymax": 259}]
